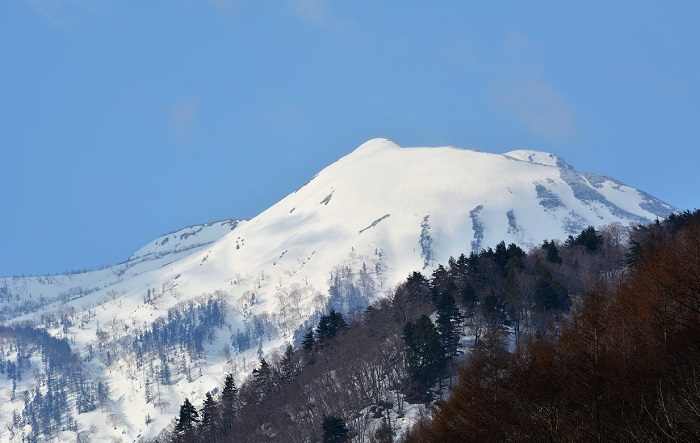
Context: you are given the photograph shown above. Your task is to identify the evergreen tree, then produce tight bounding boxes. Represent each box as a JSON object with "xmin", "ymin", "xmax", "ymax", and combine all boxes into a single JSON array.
[
  {"xmin": 218, "ymin": 373, "xmax": 239, "ymax": 428},
  {"xmin": 405, "ymin": 272, "xmax": 430, "ymax": 300},
  {"xmin": 566, "ymin": 225, "xmax": 604, "ymax": 252},
  {"xmin": 280, "ymin": 344, "xmax": 297, "ymax": 382},
  {"xmin": 302, "ymin": 327, "xmax": 316, "ymax": 351},
  {"xmin": 252, "ymin": 358, "xmax": 274, "ymax": 401},
  {"xmin": 435, "ymin": 292, "xmax": 462, "ymax": 356},
  {"xmin": 454, "ymin": 253, "xmax": 469, "ymax": 274},
  {"xmin": 431, "ymin": 265, "xmax": 454, "ymax": 303},
  {"xmin": 506, "ymin": 242, "xmax": 525, "ymax": 260},
  {"xmin": 200, "ymin": 392, "xmax": 217, "ymax": 427},
  {"xmin": 533, "ymin": 263, "xmax": 568, "ymax": 311},
  {"xmin": 316, "ymin": 310, "xmax": 347, "ymax": 342},
  {"xmin": 493, "ymin": 241, "xmax": 510, "ymax": 269},
  {"xmin": 175, "ymin": 398, "xmax": 199, "ymax": 435},
  {"xmin": 221, "ymin": 373, "xmax": 238, "ymax": 407},
  {"xmin": 480, "ymin": 291, "xmax": 506, "ymax": 326},
  {"xmin": 403, "ymin": 315, "xmax": 446, "ymax": 388},
  {"xmin": 541, "ymin": 239, "xmax": 562, "ymax": 263},
  {"xmin": 322, "ymin": 415, "xmax": 350, "ymax": 443},
  {"xmin": 466, "ymin": 251, "xmax": 482, "ymax": 277},
  {"xmin": 458, "ymin": 281, "xmax": 477, "ymax": 316}
]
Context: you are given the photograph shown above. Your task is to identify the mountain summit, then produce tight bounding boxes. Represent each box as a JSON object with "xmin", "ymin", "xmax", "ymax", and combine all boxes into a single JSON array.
[{"xmin": 0, "ymin": 139, "xmax": 677, "ymax": 441}]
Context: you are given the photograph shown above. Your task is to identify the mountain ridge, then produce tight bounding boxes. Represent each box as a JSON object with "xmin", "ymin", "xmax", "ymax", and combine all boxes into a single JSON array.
[{"xmin": 0, "ymin": 139, "xmax": 678, "ymax": 441}]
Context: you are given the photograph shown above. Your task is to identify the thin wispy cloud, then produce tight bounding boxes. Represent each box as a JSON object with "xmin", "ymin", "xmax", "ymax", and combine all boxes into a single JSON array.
[
  {"xmin": 170, "ymin": 97, "xmax": 199, "ymax": 146},
  {"xmin": 505, "ymin": 30, "xmax": 539, "ymax": 59},
  {"xmin": 290, "ymin": 0, "xmax": 349, "ymax": 33},
  {"xmin": 24, "ymin": 0, "xmax": 106, "ymax": 27},
  {"xmin": 490, "ymin": 31, "xmax": 576, "ymax": 142},
  {"xmin": 445, "ymin": 36, "xmax": 483, "ymax": 70},
  {"xmin": 208, "ymin": 0, "xmax": 237, "ymax": 18},
  {"xmin": 490, "ymin": 72, "xmax": 576, "ymax": 142}
]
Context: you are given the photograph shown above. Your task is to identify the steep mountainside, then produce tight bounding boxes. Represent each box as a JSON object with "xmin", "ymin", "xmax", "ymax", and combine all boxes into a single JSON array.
[{"xmin": 0, "ymin": 139, "xmax": 676, "ymax": 441}]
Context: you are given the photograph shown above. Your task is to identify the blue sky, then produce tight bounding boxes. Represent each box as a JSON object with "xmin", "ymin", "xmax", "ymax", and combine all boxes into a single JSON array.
[{"xmin": 1, "ymin": 1, "xmax": 698, "ymax": 276}]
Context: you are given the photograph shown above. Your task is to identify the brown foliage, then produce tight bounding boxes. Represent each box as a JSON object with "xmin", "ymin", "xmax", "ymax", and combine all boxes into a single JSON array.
[{"xmin": 407, "ymin": 219, "xmax": 700, "ymax": 442}]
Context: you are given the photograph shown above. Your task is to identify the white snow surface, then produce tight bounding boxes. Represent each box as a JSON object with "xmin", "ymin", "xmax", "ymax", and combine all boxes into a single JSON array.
[{"xmin": 0, "ymin": 138, "xmax": 677, "ymax": 442}]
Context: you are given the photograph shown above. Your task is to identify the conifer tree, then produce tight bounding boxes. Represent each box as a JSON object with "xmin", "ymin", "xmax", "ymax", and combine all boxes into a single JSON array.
[
  {"xmin": 493, "ymin": 241, "xmax": 510, "ymax": 269},
  {"xmin": 221, "ymin": 373, "xmax": 238, "ymax": 413},
  {"xmin": 403, "ymin": 315, "xmax": 445, "ymax": 388},
  {"xmin": 302, "ymin": 328, "xmax": 315, "ymax": 351},
  {"xmin": 280, "ymin": 344, "xmax": 297, "ymax": 382},
  {"xmin": 405, "ymin": 272, "xmax": 430, "ymax": 300},
  {"xmin": 435, "ymin": 292, "xmax": 462, "ymax": 356},
  {"xmin": 316, "ymin": 310, "xmax": 347, "ymax": 342},
  {"xmin": 431, "ymin": 265, "xmax": 454, "ymax": 303},
  {"xmin": 322, "ymin": 415, "xmax": 350, "ymax": 443},
  {"xmin": 541, "ymin": 239, "xmax": 562, "ymax": 263},
  {"xmin": 175, "ymin": 398, "xmax": 199, "ymax": 435},
  {"xmin": 533, "ymin": 263, "xmax": 567, "ymax": 311},
  {"xmin": 252, "ymin": 358, "xmax": 274, "ymax": 401},
  {"xmin": 200, "ymin": 392, "xmax": 217, "ymax": 427},
  {"xmin": 566, "ymin": 226, "xmax": 603, "ymax": 252}
]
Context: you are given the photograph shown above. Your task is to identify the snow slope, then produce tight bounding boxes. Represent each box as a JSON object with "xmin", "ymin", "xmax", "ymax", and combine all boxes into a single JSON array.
[{"xmin": 0, "ymin": 139, "xmax": 676, "ymax": 441}]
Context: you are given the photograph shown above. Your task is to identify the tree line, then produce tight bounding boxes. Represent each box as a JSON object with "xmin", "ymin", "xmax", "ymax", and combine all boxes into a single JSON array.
[
  {"xmin": 155, "ymin": 214, "xmax": 663, "ymax": 442},
  {"xmin": 406, "ymin": 210, "xmax": 700, "ymax": 442}
]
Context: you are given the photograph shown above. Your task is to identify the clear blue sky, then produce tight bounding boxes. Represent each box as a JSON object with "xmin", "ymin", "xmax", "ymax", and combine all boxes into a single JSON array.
[{"xmin": 1, "ymin": 1, "xmax": 698, "ymax": 276}]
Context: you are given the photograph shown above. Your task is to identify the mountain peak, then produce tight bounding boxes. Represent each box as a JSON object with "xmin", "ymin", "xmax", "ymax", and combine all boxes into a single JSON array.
[
  {"xmin": 351, "ymin": 138, "xmax": 401, "ymax": 156},
  {"xmin": 0, "ymin": 139, "xmax": 679, "ymax": 442},
  {"xmin": 504, "ymin": 149, "xmax": 572, "ymax": 169}
]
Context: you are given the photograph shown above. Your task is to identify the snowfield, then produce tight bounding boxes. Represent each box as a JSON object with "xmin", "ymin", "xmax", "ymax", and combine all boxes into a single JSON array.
[{"xmin": 0, "ymin": 139, "xmax": 676, "ymax": 441}]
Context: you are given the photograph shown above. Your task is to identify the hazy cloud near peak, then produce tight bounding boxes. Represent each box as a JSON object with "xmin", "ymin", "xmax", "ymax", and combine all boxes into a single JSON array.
[
  {"xmin": 505, "ymin": 30, "xmax": 539, "ymax": 58},
  {"xmin": 25, "ymin": 0, "xmax": 106, "ymax": 27},
  {"xmin": 208, "ymin": 0, "xmax": 237, "ymax": 17},
  {"xmin": 170, "ymin": 97, "xmax": 199, "ymax": 146},
  {"xmin": 490, "ymin": 71, "xmax": 576, "ymax": 142},
  {"xmin": 490, "ymin": 31, "xmax": 576, "ymax": 142},
  {"xmin": 290, "ymin": 0, "xmax": 349, "ymax": 32},
  {"xmin": 445, "ymin": 36, "xmax": 483, "ymax": 70}
]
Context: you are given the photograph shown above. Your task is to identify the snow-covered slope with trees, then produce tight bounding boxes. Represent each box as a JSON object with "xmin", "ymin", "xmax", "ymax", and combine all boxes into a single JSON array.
[{"xmin": 0, "ymin": 139, "xmax": 676, "ymax": 441}]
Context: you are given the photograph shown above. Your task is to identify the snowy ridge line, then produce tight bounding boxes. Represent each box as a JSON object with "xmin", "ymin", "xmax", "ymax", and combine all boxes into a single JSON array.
[{"xmin": 0, "ymin": 138, "xmax": 678, "ymax": 442}]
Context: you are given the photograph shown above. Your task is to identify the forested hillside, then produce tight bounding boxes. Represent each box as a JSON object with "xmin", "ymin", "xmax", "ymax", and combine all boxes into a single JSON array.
[
  {"xmin": 157, "ymin": 212, "xmax": 700, "ymax": 442},
  {"xmin": 1, "ymin": 141, "xmax": 679, "ymax": 442},
  {"xmin": 406, "ymin": 210, "xmax": 700, "ymax": 442}
]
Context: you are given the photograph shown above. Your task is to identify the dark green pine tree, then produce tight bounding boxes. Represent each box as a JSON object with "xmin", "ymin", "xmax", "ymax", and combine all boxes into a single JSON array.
[
  {"xmin": 280, "ymin": 344, "xmax": 297, "ymax": 382},
  {"xmin": 252, "ymin": 358, "xmax": 274, "ymax": 401},
  {"xmin": 453, "ymin": 253, "xmax": 469, "ymax": 276},
  {"xmin": 221, "ymin": 373, "xmax": 238, "ymax": 412},
  {"xmin": 493, "ymin": 241, "xmax": 510, "ymax": 269},
  {"xmin": 322, "ymin": 415, "xmax": 350, "ymax": 443},
  {"xmin": 316, "ymin": 310, "xmax": 347, "ymax": 342},
  {"xmin": 541, "ymin": 239, "xmax": 563, "ymax": 263},
  {"xmin": 466, "ymin": 251, "xmax": 482, "ymax": 278},
  {"xmin": 566, "ymin": 225, "xmax": 603, "ymax": 252},
  {"xmin": 302, "ymin": 327, "xmax": 316, "ymax": 351},
  {"xmin": 200, "ymin": 392, "xmax": 217, "ymax": 427},
  {"xmin": 431, "ymin": 265, "xmax": 454, "ymax": 303},
  {"xmin": 405, "ymin": 271, "xmax": 430, "ymax": 300},
  {"xmin": 533, "ymin": 263, "xmax": 567, "ymax": 311},
  {"xmin": 481, "ymin": 290, "xmax": 506, "ymax": 326},
  {"xmin": 435, "ymin": 292, "xmax": 462, "ymax": 356},
  {"xmin": 458, "ymin": 281, "xmax": 477, "ymax": 316},
  {"xmin": 403, "ymin": 315, "xmax": 446, "ymax": 388},
  {"xmin": 175, "ymin": 398, "xmax": 199, "ymax": 435}
]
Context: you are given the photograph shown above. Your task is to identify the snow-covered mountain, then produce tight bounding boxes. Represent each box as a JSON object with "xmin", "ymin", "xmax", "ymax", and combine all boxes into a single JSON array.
[{"xmin": 0, "ymin": 139, "xmax": 677, "ymax": 441}]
